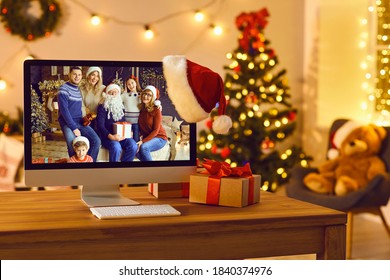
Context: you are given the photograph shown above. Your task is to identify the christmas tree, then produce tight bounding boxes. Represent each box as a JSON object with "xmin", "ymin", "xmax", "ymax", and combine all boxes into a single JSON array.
[
  {"xmin": 30, "ymin": 86, "xmax": 49, "ymax": 133},
  {"xmin": 197, "ymin": 8, "xmax": 311, "ymax": 192}
]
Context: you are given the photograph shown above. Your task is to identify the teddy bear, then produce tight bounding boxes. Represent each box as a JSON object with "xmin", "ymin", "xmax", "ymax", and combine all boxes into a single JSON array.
[{"xmin": 304, "ymin": 121, "xmax": 387, "ymax": 196}]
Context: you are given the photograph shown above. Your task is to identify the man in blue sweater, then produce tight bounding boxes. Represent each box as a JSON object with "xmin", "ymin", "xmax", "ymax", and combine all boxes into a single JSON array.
[{"xmin": 58, "ymin": 66, "xmax": 101, "ymax": 162}]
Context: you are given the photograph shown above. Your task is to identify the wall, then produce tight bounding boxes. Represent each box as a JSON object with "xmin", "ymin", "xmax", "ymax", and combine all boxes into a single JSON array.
[{"xmin": 303, "ymin": 0, "xmax": 370, "ymax": 165}]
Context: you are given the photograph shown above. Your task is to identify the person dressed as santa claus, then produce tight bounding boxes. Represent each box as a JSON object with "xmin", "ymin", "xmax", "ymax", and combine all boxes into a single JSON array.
[{"xmin": 96, "ymin": 83, "xmax": 138, "ymax": 162}]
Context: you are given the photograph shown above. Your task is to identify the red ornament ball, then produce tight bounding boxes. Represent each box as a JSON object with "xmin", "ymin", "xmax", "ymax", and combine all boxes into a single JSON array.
[
  {"xmin": 288, "ymin": 111, "xmax": 296, "ymax": 121},
  {"xmin": 205, "ymin": 119, "xmax": 213, "ymax": 129},
  {"xmin": 221, "ymin": 147, "xmax": 231, "ymax": 158},
  {"xmin": 49, "ymin": 4, "xmax": 56, "ymax": 12},
  {"xmin": 260, "ymin": 137, "xmax": 275, "ymax": 154}
]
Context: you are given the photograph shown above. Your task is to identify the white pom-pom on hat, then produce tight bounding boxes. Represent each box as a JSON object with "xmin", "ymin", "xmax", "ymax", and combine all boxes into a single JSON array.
[
  {"xmin": 213, "ymin": 115, "xmax": 233, "ymax": 135},
  {"xmin": 162, "ymin": 55, "xmax": 232, "ymax": 134},
  {"xmin": 327, "ymin": 148, "xmax": 339, "ymax": 160}
]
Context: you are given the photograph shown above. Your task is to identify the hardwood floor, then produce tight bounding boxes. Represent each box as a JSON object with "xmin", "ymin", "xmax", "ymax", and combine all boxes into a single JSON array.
[{"xmin": 350, "ymin": 214, "xmax": 390, "ymax": 260}]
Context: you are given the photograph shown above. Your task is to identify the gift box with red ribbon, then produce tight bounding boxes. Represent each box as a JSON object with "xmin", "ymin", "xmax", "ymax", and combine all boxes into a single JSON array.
[
  {"xmin": 113, "ymin": 122, "xmax": 132, "ymax": 138},
  {"xmin": 148, "ymin": 182, "xmax": 190, "ymax": 198},
  {"xmin": 32, "ymin": 157, "xmax": 54, "ymax": 164},
  {"xmin": 189, "ymin": 159, "xmax": 261, "ymax": 207}
]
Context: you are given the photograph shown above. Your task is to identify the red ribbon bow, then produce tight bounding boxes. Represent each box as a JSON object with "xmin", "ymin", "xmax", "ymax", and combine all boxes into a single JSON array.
[{"xmin": 202, "ymin": 159, "xmax": 252, "ymax": 178}]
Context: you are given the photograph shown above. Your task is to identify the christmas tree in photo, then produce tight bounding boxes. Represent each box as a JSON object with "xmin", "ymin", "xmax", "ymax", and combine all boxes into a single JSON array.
[
  {"xmin": 197, "ymin": 8, "xmax": 311, "ymax": 192},
  {"xmin": 30, "ymin": 86, "xmax": 49, "ymax": 133}
]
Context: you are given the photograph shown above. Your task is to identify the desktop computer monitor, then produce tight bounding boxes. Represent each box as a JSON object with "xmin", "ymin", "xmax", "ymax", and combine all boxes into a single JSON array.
[{"xmin": 23, "ymin": 59, "xmax": 197, "ymax": 207}]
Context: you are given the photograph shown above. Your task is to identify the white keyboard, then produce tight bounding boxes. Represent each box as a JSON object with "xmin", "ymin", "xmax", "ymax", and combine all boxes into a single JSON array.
[{"xmin": 90, "ymin": 204, "xmax": 181, "ymax": 220}]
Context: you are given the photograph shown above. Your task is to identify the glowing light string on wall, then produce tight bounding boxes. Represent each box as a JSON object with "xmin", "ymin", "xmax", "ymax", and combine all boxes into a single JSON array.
[
  {"xmin": 69, "ymin": 0, "xmax": 223, "ymax": 39},
  {"xmin": 361, "ymin": 0, "xmax": 390, "ymax": 125},
  {"xmin": 0, "ymin": 0, "xmax": 225, "ymax": 93}
]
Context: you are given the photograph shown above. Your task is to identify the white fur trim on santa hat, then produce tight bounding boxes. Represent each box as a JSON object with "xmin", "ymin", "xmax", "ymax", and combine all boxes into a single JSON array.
[
  {"xmin": 73, "ymin": 136, "xmax": 90, "ymax": 149},
  {"xmin": 333, "ymin": 120, "xmax": 363, "ymax": 148},
  {"xmin": 144, "ymin": 85, "xmax": 158, "ymax": 99},
  {"xmin": 86, "ymin": 66, "xmax": 102, "ymax": 78},
  {"xmin": 105, "ymin": 83, "xmax": 121, "ymax": 94},
  {"xmin": 162, "ymin": 55, "xmax": 209, "ymax": 123}
]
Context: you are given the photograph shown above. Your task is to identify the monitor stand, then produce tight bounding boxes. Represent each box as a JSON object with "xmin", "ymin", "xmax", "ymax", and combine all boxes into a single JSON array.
[{"xmin": 81, "ymin": 185, "xmax": 140, "ymax": 207}]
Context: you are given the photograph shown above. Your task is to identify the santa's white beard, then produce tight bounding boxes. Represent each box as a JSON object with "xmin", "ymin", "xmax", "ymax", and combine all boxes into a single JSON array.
[{"xmin": 103, "ymin": 93, "xmax": 125, "ymax": 121}]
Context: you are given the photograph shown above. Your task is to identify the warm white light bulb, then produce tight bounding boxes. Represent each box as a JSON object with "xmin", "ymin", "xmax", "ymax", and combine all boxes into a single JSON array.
[
  {"xmin": 144, "ymin": 27, "xmax": 154, "ymax": 40},
  {"xmin": 90, "ymin": 15, "xmax": 101, "ymax": 26},
  {"xmin": 0, "ymin": 79, "xmax": 7, "ymax": 90},
  {"xmin": 211, "ymin": 25, "xmax": 223, "ymax": 36},
  {"xmin": 361, "ymin": 101, "xmax": 368, "ymax": 111},
  {"xmin": 194, "ymin": 11, "xmax": 205, "ymax": 22}
]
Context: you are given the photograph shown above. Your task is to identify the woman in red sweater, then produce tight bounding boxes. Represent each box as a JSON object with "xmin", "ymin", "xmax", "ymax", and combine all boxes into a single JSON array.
[{"xmin": 137, "ymin": 85, "xmax": 168, "ymax": 161}]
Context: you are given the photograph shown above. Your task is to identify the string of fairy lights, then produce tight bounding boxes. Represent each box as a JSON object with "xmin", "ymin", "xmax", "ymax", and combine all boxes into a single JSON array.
[
  {"xmin": 70, "ymin": 0, "xmax": 224, "ymax": 39},
  {"xmin": 0, "ymin": 0, "xmax": 225, "ymax": 93},
  {"xmin": 360, "ymin": 0, "xmax": 390, "ymax": 124}
]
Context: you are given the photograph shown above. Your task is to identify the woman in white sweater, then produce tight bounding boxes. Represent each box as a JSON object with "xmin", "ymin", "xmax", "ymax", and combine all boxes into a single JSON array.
[{"xmin": 79, "ymin": 66, "xmax": 106, "ymax": 132}]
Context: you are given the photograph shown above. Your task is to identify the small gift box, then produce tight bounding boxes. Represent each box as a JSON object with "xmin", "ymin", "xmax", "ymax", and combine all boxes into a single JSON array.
[
  {"xmin": 114, "ymin": 122, "xmax": 132, "ymax": 138},
  {"xmin": 189, "ymin": 159, "xmax": 261, "ymax": 207},
  {"xmin": 148, "ymin": 182, "xmax": 190, "ymax": 198},
  {"xmin": 32, "ymin": 157, "xmax": 54, "ymax": 164},
  {"xmin": 32, "ymin": 158, "xmax": 68, "ymax": 164}
]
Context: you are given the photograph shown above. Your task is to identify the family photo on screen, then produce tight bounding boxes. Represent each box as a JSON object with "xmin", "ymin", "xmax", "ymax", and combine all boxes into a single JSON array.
[{"xmin": 29, "ymin": 64, "xmax": 191, "ymax": 164}]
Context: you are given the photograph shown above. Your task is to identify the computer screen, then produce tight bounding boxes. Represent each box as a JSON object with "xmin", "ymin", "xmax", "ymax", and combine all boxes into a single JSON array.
[{"xmin": 23, "ymin": 59, "xmax": 197, "ymax": 207}]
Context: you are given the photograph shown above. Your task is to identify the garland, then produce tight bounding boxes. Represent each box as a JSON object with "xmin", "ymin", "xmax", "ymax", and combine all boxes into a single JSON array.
[{"xmin": 0, "ymin": 0, "xmax": 62, "ymax": 41}]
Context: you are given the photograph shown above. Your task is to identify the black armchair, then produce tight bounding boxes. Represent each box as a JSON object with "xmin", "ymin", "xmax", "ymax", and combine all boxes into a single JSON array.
[{"xmin": 285, "ymin": 119, "xmax": 390, "ymax": 259}]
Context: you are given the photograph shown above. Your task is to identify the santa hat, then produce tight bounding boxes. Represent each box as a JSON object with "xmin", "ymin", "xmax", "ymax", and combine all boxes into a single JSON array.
[
  {"xmin": 162, "ymin": 55, "xmax": 232, "ymax": 134},
  {"xmin": 143, "ymin": 85, "xmax": 161, "ymax": 106},
  {"xmin": 73, "ymin": 136, "xmax": 90, "ymax": 149},
  {"xmin": 105, "ymin": 83, "xmax": 121, "ymax": 94},
  {"xmin": 327, "ymin": 120, "xmax": 363, "ymax": 159},
  {"xmin": 86, "ymin": 66, "xmax": 102, "ymax": 78}
]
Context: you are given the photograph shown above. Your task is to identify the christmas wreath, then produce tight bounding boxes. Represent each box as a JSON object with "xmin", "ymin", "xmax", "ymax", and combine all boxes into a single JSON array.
[{"xmin": 0, "ymin": 0, "xmax": 61, "ymax": 41}]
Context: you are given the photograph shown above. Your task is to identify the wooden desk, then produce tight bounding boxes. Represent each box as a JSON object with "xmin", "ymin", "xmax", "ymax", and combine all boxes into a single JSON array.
[{"xmin": 0, "ymin": 187, "xmax": 346, "ymax": 260}]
